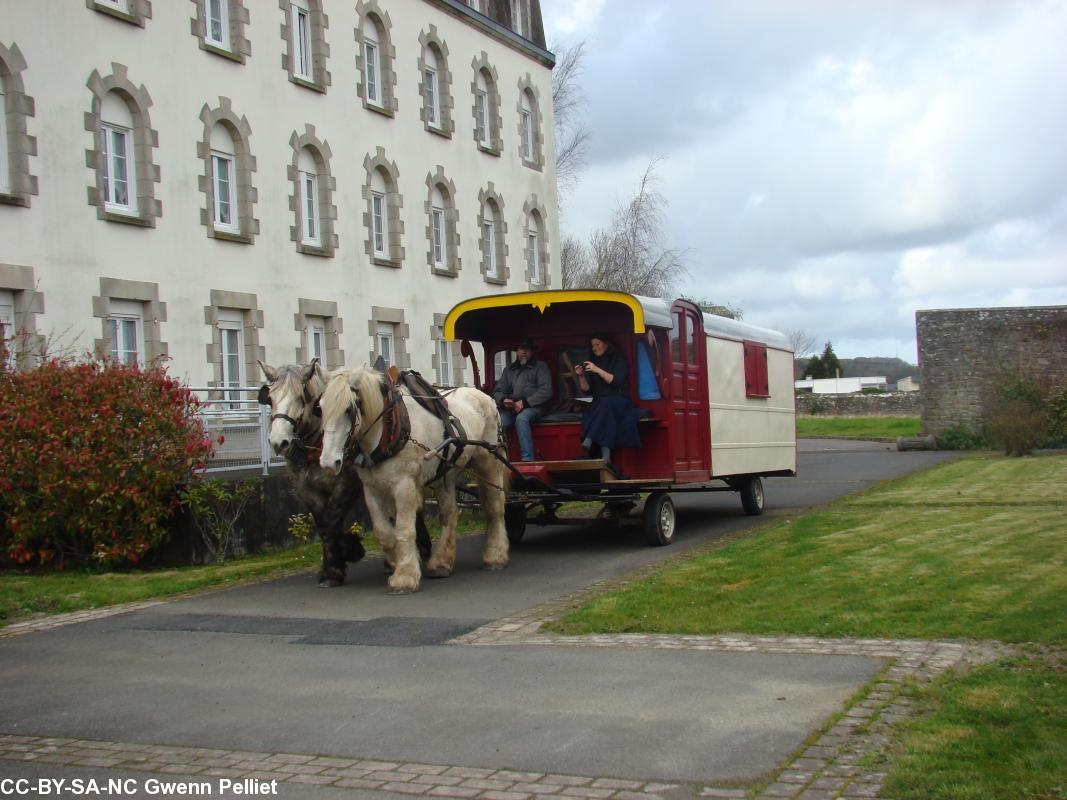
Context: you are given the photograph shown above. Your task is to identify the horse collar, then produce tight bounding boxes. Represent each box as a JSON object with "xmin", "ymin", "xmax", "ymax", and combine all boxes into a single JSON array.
[{"xmin": 348, "ymin": 382, "xmax": 410, "ymax": 467}]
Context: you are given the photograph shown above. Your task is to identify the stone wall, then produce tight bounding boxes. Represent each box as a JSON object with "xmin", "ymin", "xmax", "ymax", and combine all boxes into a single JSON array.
[
  {"xmin": 916, "ymin": 306, "xmax": 1067, "ymax": 435},
  {"xmin": 795, "ymin": 392, "xmax": 922, "ymax": 416}
]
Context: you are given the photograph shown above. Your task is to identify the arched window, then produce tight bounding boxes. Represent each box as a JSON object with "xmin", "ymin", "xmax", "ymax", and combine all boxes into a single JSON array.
[
  {"xmin": 87, "ymin": 67, "xmax": 159, "ymax": 225},
  {"xmin": 370, "ymin": 167, "xmax": 388, "ymax": 256},
  {"xmin": 297, "ymin": 147, "xmax": 319, "ymax": 246},
  {"xmin": 363, "ymin": 148, "xmax": 403, "ymax": 266},
  {"xmin": 527, "ymin": 212, "xmax": 542, "ymax": 286},
  {"xmin": 424, "ymin": 168, "xmax": 460, "ymax": 277},
  {"xmin": 481, "ymin": 202, "xmax": 496, "ymax": 279},
  {"xmin": 418, "ymin": 28, "xmax": 453, "ymax": 138},
  {"xmin": 478, "ymin": 185, "xmax": 508, "ymax": 283},
  {"xmin": 356, "ymin": 3, "xmax": 396, "ymax": 115},
  {"xmin": 429, "ymin": 185, "xmax": 445, "ymax": 268},
  {"xmin": 474, "ymin": 71, "xmax": 489, "ymax": 146},
  {"xmin": 516, "ymin": 77, "xmax": 544, "ymax": 170},
  {"xmin": 100, "ymin": 91, "xmax": 137, "ymax": 215},
  {"xmin": 283, "ymin": 0, "xmax": 329, "ymax": 91},
  {"xmin": 363, "ymin": 18, "xmax": 381, "ymax": 105},
  {"xmin": 289, "ymin": 126, "xmax": 336, "ymax": 255},
  {"xmin": 422, "ymin": 46, "xmax": 439, "ymax": 128},
  {"xmin": 210, "ymin": 123, "xmax": 236, "ymax": 232},
  {"xmin": 471, "ymin": 56, "xmax": 502, "ymax": 155},
  {"xmin": 520, "ymin": 92, "xmax": 533, "ymax": 161},
  {"xmin": 198, "ymin": 99, "xmax": 257, "ymax": 242}
]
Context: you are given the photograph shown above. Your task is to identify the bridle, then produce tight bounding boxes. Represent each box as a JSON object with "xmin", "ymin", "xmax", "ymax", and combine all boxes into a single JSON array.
[{"xmin": 258, "ymin": 382, "xmax": 316, "ymax": 439}]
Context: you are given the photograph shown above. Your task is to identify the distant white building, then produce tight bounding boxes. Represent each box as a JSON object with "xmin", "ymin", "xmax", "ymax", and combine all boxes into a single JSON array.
[
  {"xmin": 896, "ymin": 376, "xmax": 920, "ymax": 392},
  {"xmin": 1, "ymin": 0, "xmax": 558, "ymax": 390},
  {"xmin": 795, "ymin": 376, "xmax": 887, "ymax": 394}
]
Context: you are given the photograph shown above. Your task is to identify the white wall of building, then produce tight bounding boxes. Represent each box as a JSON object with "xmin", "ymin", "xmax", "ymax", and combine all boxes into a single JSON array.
[
  {"xmin": 794, "ymin": 376, "xmax": 888, "ymax": 394},
  {"xmin": 0, "ymin": 0, "xmax": 558, "ymax": 385}
]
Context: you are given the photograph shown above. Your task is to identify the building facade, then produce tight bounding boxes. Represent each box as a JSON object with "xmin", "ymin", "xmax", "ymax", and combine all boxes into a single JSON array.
[{"xmin": 0, "ymin": 0, "xmax": 557, "ymax": 390}]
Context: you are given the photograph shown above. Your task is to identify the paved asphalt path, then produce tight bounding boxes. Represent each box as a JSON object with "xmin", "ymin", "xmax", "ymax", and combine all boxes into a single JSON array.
[{"xmin": 0, "ymin": 440, "xmax": 958, "ymax": 793}]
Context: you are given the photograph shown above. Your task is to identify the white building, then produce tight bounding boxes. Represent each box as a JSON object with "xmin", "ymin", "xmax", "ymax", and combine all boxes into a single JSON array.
[
  {"xmin": 0, "ymin": 0, "xmax": 558, "ymax": 391},
  {"xmin": 896, "ymin": 376, "xmax": 919, "ymax": 392},
  {"xmin": 794, "ymin": 376, "xmax": 888, "ymax": 395}
]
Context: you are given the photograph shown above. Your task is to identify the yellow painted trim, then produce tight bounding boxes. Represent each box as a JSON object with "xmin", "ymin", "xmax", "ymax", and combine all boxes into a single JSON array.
[{"xmin": 443, "ymin": 290, "xmax": 646, "ymax": 340}]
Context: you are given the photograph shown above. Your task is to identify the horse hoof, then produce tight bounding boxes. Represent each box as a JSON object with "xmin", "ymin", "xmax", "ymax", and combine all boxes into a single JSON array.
[
  {"xmin": 425, "ymin": 565, "xmax": 452, "ymax": 579},
  {"xmin": 482, "ymin": 561, "xmax": 508, "ymax": 571},
  {"xmin": 388, "ymin": 585, "xmax": 418, "ymax": 595},
  {"xmin": 318, "ymin": 578, "xmax": 343, "ymax": 588}
]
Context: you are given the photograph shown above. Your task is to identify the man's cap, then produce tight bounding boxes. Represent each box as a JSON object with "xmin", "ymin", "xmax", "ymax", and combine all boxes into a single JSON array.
[{"xmin": 516, "ymin": 337, "xmax": 537, "ymax": 350}]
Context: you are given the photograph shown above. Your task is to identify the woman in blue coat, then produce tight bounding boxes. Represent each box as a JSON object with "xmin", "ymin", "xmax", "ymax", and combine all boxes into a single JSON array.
[{"xmin": 574, "ymin": 334, "xmax": 641, "ymax": 474}]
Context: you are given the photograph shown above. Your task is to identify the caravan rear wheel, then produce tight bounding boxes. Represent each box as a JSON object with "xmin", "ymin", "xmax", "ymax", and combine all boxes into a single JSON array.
[
  {"xmin": 643, "ymin": 492, "xmax": 676, "ymax": 547},
  {"xmin": 739, "ymin": 476, "xmax": 765, "ymax": 516}
]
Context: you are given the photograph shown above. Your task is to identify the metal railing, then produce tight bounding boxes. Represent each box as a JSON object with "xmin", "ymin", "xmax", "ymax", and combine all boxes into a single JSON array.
[{"xmin": 191, "ymin": 387, "xmax": 286, "ymax": 475}]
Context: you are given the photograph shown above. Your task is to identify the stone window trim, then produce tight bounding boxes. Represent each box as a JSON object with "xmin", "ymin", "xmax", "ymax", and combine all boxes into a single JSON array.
[
  {"xmin": 516, "ymin": 74, "xmax": 544, "ymax": 172},
  {"xmin": 477, "ymin": 183, "xmax": 508, "ymax": 285},
  {"xmin": 278, "ymin": 0, "xmax": 331, "ymax": 93},
  {"xmin": 287, "ymin": 125, "xmax": 338, "ymax": 257},
  {"xmin": 85, "ymin": 65, "xmax": 162, "ymax": 227},
  {"xmin": 424, "ymin": 167, "xmax": 461, "ymax": 277},
  {"xmin": 0, "ymin": 262, "xmax": 44, "ymax": 368},
  {"xmin": 294, "ymin": 298, "xmax": 344, "ymax": 368},
  {"xmin": 431, "ymin": 313, "xmax": 465, "ymax": 387},
  {"xmin": 470, "ymin": 53, "xmax": 502, "ymax": 156},
  {"xmin": 417, "ymin": 27, "xmax": 454, "ymax": 138},
  {"xmin": 197, "ymin": 98, "xmax": 259, "ymax": 244},
  {"xmin": 189, "ymin": 0, "xmax": 251, "ymax": 64},
  {"xmin": 522, "ymin": 195, "xmax": 551, "ymax": 289},
  {"xmin": 362, "ymin": 148, "xmax": 404, "ymax": 268},
  {"xmin": 91, "ymin": 278, "xmax": 168, "ymax": 364},
  {"xmin": 368, "ymin": 306, "xmax": 410, "ymax": 369},
  {"xmin": 354, "ymin": 1, "xmax": 398, "ymax": 117},
  {"xmin": 0, "ymin": 43, "xmax": 38, "ymax": 208},
  {"xmin": 204, "ymin": 289, "xmax": 264, "ymax": 395},
  {"xmin": 86, "ymin": 0, "xmax": 152, "ymax": 27}
]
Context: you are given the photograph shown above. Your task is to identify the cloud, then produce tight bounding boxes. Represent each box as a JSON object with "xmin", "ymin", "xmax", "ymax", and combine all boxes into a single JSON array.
[{"xmin": 543, "ymin": 0, "xmax": 1067, "ymax": 359}]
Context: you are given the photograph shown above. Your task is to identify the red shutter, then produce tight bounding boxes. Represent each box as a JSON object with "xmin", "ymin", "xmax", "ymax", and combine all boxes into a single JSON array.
[{"xmin": 744, "ymin": 340, "xmax": 769, "ymax": 398}]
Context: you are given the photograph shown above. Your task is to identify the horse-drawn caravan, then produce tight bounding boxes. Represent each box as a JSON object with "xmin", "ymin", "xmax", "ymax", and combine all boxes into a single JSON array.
[{"xmin": 442, "ymin": 290, "xmax": 797, "ymax": 546}]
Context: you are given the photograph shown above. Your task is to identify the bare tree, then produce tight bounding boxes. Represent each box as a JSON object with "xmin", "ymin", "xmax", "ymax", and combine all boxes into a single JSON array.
[
  {"xmin": 787, "ymin": 328, "xmax": 817, "ymax": 358},
  {"xmin": 560, "ymin": 234, "xmax": 592, "ymax": 289},
  {"xmin": 564, "ymin": 158, "xmax": 688, "ymax": 298},
  {"xmin": 551, "ymin": 40, "xmax": 590, "ymax": 198},
  {"xmin": 685, "ymin": 298, "xmax": 743, "ymax": 320}
]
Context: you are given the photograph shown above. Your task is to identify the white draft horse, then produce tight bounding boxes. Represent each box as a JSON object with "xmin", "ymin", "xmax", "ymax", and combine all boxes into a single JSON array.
[
  {"xmin": 318, "ymin": 366, "xmax": 509, "ymax": 593},
  {"xmin": 257, "ymin": 360, "xmax": 430, "ymax": 587}
]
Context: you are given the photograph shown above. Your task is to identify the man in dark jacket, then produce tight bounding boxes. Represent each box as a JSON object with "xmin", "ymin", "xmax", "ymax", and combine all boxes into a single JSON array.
[{"xmin": 493, "ymin": 337, "xmax": 552, "ymax": 461}]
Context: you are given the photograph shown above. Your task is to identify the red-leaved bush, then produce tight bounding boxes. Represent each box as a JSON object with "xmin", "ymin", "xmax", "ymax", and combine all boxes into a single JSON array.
[{"xmin": 0, "ymin": 359, "xmax": 215, "ymax": 567}]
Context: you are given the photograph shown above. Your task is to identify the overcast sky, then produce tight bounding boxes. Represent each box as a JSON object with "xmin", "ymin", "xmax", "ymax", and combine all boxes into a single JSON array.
[{"xmin": 541, "ymin": 0, "xmax": 1067, "ymax": 361}]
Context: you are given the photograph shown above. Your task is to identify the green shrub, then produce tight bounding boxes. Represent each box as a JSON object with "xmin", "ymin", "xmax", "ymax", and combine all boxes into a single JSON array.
[
  {"xmin": 0, "ymin": 358, "xmax": 215, "ymax": 567},
  {"xmin": 809, "ymin": 396, "xmax": 827, "ymax": 415},
  {"xmin": 936, "ymin": 423, "xmax": 988, "ymax": 451},
  {"xmin": 180, "ymin": 479, "xmax": 258, "ymax": 563},
  {"xmin": 986, "ymin": 373, "xmax": 1063, "ymax": 456}
]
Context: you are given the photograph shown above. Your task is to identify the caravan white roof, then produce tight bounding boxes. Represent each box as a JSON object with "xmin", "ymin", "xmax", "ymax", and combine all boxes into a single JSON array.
[{"xmin": 631, "ymin": 294, "xmax": 792, "ymax": 351}]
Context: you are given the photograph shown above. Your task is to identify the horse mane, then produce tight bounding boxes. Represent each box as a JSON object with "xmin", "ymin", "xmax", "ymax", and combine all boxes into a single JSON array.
[{"xmin": 320, "ymin": 366, "xmax": 386, "ymax": 439}]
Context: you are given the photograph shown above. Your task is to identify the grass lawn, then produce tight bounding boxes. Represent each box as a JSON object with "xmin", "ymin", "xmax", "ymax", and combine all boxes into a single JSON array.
[
  {"xmin": 796, "ymin": 415, "xmax": 921, "ymax": 440},
  {"xmin": 1, "ymin": 510, "xmax": 485, "ymax": 625},
  {"xmin": 885, "ymin": 655, "xmax": 1067, "ymax": 800},
  {"xmin": 0, "ymin": 542, "xmax": 322, "ymax": 623},
  {"xmin": 548, "ymin": 453, "xmax": 1067, "ymax": 799}
]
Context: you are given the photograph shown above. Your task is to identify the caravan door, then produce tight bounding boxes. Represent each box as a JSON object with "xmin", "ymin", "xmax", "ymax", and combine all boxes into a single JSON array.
[{"xmin": 669, "ymin": 303, "xmax": 710, "ymax": 481}]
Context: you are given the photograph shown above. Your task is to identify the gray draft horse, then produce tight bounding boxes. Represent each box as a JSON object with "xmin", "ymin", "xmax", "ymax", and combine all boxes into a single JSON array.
[{"xmin": 257, "ymin": 360, "xmax": 430, "ymax": 587}]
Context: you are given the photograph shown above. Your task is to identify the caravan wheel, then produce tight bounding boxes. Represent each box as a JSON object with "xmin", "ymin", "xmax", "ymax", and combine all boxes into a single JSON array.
[
  {"xmin": 643, "ymin": 492, "xmax": 676, "ymax": 547},
  {"xmin": 740, "ymin": 477, "xmax": 765, "ymax": 516}
]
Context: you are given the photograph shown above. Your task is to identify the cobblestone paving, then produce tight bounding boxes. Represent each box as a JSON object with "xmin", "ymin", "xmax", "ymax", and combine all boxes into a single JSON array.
[
  {"xmin": 1, "ymin": 557, "xmax": 1017, "ymax": 799},
  {"xmin": 453, "ymin": 611, "xmax": 1013, "ymax": 799}
]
